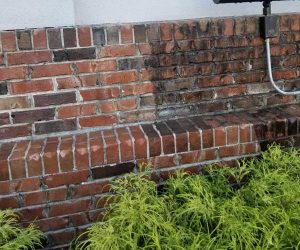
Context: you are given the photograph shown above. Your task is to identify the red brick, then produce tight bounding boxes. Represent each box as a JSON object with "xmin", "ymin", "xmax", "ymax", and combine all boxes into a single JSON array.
[
  {"xmin": 141, "ymin": 124, "xmax": 161, "ymax": 157},
  {"xmin": 100, "ymin": 44, "xmax": 136, "ymax": 58},
  {"xmin": 7, "ymin": 51, "xmax": 52, "ymax": 65},
  {"xmin": 59, "ymin": 136, "xmax": 74, "ymax": 172},
  {"xmin": 219, "ymin": 145, "xmax": 240, "ymax": 158},
  {"xmin": 35, "ymin": 216, "xmax": 69, "ymax": 232},
  {"xmin": 0, "ymin": 143, "xmax": 14, "ymax": 181},
  {"xmin": 179, "ymin": 149, "xmax": 216, "ymax": 165},
  {"xmin": 76, "ymin": 59, "xmax": 116, "ymax": 73},
  {"xmin": 214, "ymin": 127, "xmax": 226, "ymax": 147},
  {"xmin": 159, "ymin": 23, "xmax": 172, "ymax": 41},
  {"xmin": 227, "ymin": 126, "xmax": 239, "ymax": 145},
  {"xmin": 130, "ymin": 126, "xmax": 147, "ymax": 159},
  {"xmin": 8, "ymin": 177, "xmax": 41, "ymax": 193},
  {"xmin": 79, "ymin": 114, "xmax": 118, "ymax": 128},
  {"xmin": 0, "ymin": 195, "xmax": 18, "ymax": 209},
  {"xmin": 290, "ymin": 14, "xmax": 300, "ymax": 31},
  {"xmin": 57, "ymin": 75, "xmax": 98, "ymax": 89},
  {"xmin": 0, "ymin": 67, "xmax": 27, "ymax": 81},
  {"xmin": 43, "ymin": 137, "xmax": 59, "ymax": 175},
  {"xmin": 23, "ymin": 188, "xmax": 66, "ymax": 206},
  {"xmin": 73, "ymin": 180, "xmax": 110, "ymax": 198},
  {"xmin": 272, "ymin": 70, "xmax": 297, "ymax": 80},
  {"xmin": 78, "ymin": 26, "xmax": 92, "ymax": 47},
  {"xmin": 9, "ymin": 141, "xmax": 30, "ymax": 179},
  {"xmin": 223, "ymin": 19, "xmax": 234, "ymax": 36},
  {"xmin": 48, "ymin": 229, "xmax": 76, "ymax": 246},
  {"xmin": 9, "ymin": 79, "xmax": 53, "ymax": 94},
  {"xmin": 26, "ymin": 140, "xmax": 45, "ymax": 177},
  {"xmin": 19, "ymin": 206, "xmax": 45, "ymax": 221},
  {"xmin": 102, "ymin": 130, "xmax": 119, "ymax": 164},
  {"xmin": 43, "ymin": 170, "xmax": 89, "ymax": 188},
  {"xmin": 101, "ymin": 71, "xmax": 138, "ymax": 85},
  {"xmin": 80, "ymin": 87, "xmax": 119, "ymax": 101},
  {"xmin": 49, "ymin": 198, "xmax": 91, "ymax": 217},
  {"xmin": 240, "ymin": 124, "xmax": 252, "ymax": 143},
  {"xmin": 121, "ymin": 82, "xmax": 156, "ymax": 96},
  {"xmin": 75, "ymin": 134, "xmax": 89, "ymax": 170},
  {"xmin": 31, "ymin": 63, "xmax": 72, "ymax": 78},
  {"xmin": 1, "ymin": 31, "xmax": 17, "ymax": 52},
  {"xmin": 240, "ymin": 143, "xmax": 257, "ymax": 155},
  {"xmin": 121, "ymin": 24, "xmax": 133, "ymax": 44},
  {"xmin": 116, "ymin": 128, "xmax": 134, "ymax": 162},
  {"xmin": 33, "ymin": 29, "xmax": 47, "ymax": 49},
  {"xmin": 57, "ymin": 103, "xmax": 97, "ymax": 119},
  {"xmin": 89, "ymin": 131, "xmax": 104, "ymax": 167}
]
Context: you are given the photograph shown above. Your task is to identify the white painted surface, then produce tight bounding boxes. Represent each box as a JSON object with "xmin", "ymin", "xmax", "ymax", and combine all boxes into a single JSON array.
[
  {"xmin": 74, "ymin": 0, "xmax": 300, "ymax": 25},
  {"xmin": 0, "ymin": 0, "xmax": 75, "ymax": 30},
  {"xmin": 0, "ymin": 0, "xmax": 300, "ymax": 30}
]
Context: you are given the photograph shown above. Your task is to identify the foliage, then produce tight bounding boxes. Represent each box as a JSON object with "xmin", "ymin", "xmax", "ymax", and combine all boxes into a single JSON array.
[
  {"xmin": 0, "ymin": 209, "xmax": 44, "ymax": 250},
  {"xmin": 76, "ymin": 145, "xmax": 300, "ymax": 250}
]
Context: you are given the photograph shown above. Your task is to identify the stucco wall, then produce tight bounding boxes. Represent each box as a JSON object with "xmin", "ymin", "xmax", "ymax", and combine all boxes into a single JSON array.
[{"xmin": 0, "ymin": 0, "xmax": 300, "ymax": 30}]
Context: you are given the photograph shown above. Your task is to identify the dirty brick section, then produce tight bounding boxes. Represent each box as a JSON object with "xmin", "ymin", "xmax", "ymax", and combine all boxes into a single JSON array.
[{"xmin": 0, "ymin": 13, "xmax": 300, "ymax": 248}]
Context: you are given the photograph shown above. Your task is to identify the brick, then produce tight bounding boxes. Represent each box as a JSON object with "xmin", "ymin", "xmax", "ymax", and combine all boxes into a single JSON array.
[
  {"xmin": 227, "ymin": 126, "xmax": 239, "ymax": 145},
  {"xmin": 219, "ymin": 145, "xmax": 240, "ymax": 158},
  {"xmin": 223, "ymin": 19, "xmax": 234, "ymax": 36},
  {"xmin": 78, "ymin": 27, "xmax": 92, "ymax": 47},
  {"xmin": 107, "ymin": 26, "xmax": 119, "ymax": 45},
  {"xmin": 75, "ymin": 134, "xmax": 89, "ymax": 170},
  {"xmin": 57, "ymin": 75, "xmax": 99, "ymax": 89},
  {"xmin": 17, "ymin": 30, "xmax": 32, "ymax": 50},
  {"xmin": 73, "ymin": 180, "xmax": 110, "ymax": 198},
  {"xmin": 214, "ymin": 127, "xmax": 226, "ymax": 147},
  {"xmin": 0, "ymin": 82, "xmax": 8, "ymax": 95},
  {"xmin": 79, "ymin": 115, "xmax": 118, "ymax": 128},
  {"xmin": 59, "ymin": 136, "xmax": 74, "ymax": 172},
  {"xmin": 63, "ymin": 28, "xmax": 77, "ymax": 48},
  {"xmin": 12, "ymin": 108, "xmax": 55, "ymax": 124},
  {"xmin": 33, "ymin": 29, "xmax": 47, "ymax": 49},
  {"xmin": 166, "ymin": 121, "xmax": 188, "ymax": 153},
  {"xmin": 0, "ymin": 124, "xmax": 32, "ymax": 140},
  {"xmin": 147, "ymin": 24, "xmax": 160, "ymax": 42},
  {"xmin": 102, "ymin": 130, "xmax": 119, "ymax": 164},
  {"xmin": 47, "ymin": 28, "xmax": 62, "ymax": 49},
  {"xmin": 130, "ymin": 126, "xmax": 147, "ymax": 159},
  {"xmin": 43, "ymin": 138, "xmax": 59, "ymax": 175},
  {"xmin": 53, "ymin": 48, "xmax": 96, "ymax": 62},
  {"xmin": 31, "ymin": 63, "xmax": 72, "ymax": 78},
  {"xmin": 234, "ymin": 18, "xmax": 245, "ymax": 35},
  {"xmin": 76, "ymin": 59, "xmax": 116, "ymax": 73},
  {"xmin": 101, "ymin": 70, "xmax": 138, "ymax": 85},
  {"xmin": 160, "ymin": 23, "xmax": 173, "ymax": 41},
  {"xmin": 80, "ymin": 87, "xmax": 119, "ymax": 101},
  {"xmin": 0, "ymin": 112, "xmax": 10, "ymax": 126},
  {"xmin": 116, "ymin": 128, "xmax": 134, "ymax": 162},
  {"xmin": 121, "ymin": 82, "xmax": 156, "ymax": 96},
  {"xmin": 1, "ymin": 31, "xmax": 17, "ymax": 51},
  {"xmin": 0, "ymin": 53, "xmax": 4, "ymax": 66},
  {"xmin": 155, "ymin": 122, "xmax": 175, "ymax": 154},
  {"xmin": 9, "ymin": 141, "xmax": 30, "ymax": 179},
  {"xmin": 121, "ymin": 24, "xmax": 133, "ymax": 44},
  {"xmin": 92, "ymin": 162, "xmax": 135, "ymax": 179},
  {"xmin": 118, "ymin": 57, "xmax": 144, "ymax": 71},
  {"xmin": 26, "ymin": 140, "xmax": 44, "ymax": 177},
  {"xmin": 0, "ymin": 196, "xmax": 18, "ymax": 209},
  {"xmin": 89, "ymin": 131, "xmax": 104, "ymax": 167},
  {"xmin": 49, "ymin": 198, "xmax": 91, "ymax": 217},
  {"xmin": 0, "ymin": 67, "xmax": 27, "ymax": 81},
  {"xmin": 141, "ymin": 124, "xmax": 161, "ymax": 157},
  {"xmin": 290, "ymin": 14, "xmax": 300, "ymax": 31},
  {"xmin": 93, "ymin": 27, "xmax": 106, "ymax": 46},
  {"xmin": 9, "ymin": 79, "xmax": 53, "ymax": 94},
  {"xmin": 57, "ymin": 103, "xmax": 97, "ymax": 118},
  {"xmin": 239, "ymin": 124, "xmax": 251, "ymax": 143},
  {"xmin": 35, "ymin": 119, "xmax": 77, "ymax": 134},
  {"xmin": 245, "ymin": 17, "xmax": 258, "ymax": 34},
  {"xmin": 100, "ymin": 44, "xmax": 136, "ymax": 57},
  {"xmin": 7, "ymin": 51, "xmax": 52, "ymax": 65},
  {"xmin": 34, "ymin": 91, "xmax": 76, "ymax": 107},
  {"xmin": 134, "ymin": 25, "xmax": 147, "ymax": 43},
  {"xmin": 0, "ymin": 143, "xmax": 14, "ymax": 181},
  {"xmin": 0, "ymin": 96, "xmax": 30, "ymax": 110}
]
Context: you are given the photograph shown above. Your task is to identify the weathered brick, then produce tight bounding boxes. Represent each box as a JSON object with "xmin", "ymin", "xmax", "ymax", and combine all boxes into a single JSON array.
[
  {"xmin": 78, "ymin": 27, "xmax": 92, "ymax": 47},
  {"xmin": 33, "ymin": 29, "xmax": 47, "ymax": 49},
  {"xmin": 9, "ymin": 79, "xmax": 53, "ymax": 94},
  {"xmin": 75, "ymin": 134, "xmax": 89, "ymax": 170},
  {"xmin": 0, "ymin": 124, "xmax": 32, "ymax": 140},
  {"xmin": 31, "ymin": 63, "xmax": 72, "ymax": 78},
  {"xmin": 107, "ymin": 26, "xmax": 119, "ymax": 45},
  {"xmin": 34, "ymin": 91, "xmax": 76, "ymax": 107},
  {"xmin": 134, "ymin": 25, "xmax": 147, "ymax": 43},
  {"xmin": 100, "ymin": 44, "xmax": 136, "ymax": 58},
  {"xmin": 103, "ymin": 129, "xmax": 119, "ymax": 164},
  {"xmin": 63, "ymin": 28, "xmax": 77, "ymax": 48},
  {"xmin": 79, "ymin": 115, "xmax": 118, "ymax": 128},
  {"xmin": 1, "ymin": 31, "xmax": 17, "ymax": 52},
  {"xmin": 35, "ymin": 119, "xmax": 77, "ymax": 134},
  {"xmin": 53, "ymin": 48, "xmax": 96, "ymax": 62},
  {"xmin": 0, "ymin": 82, "xmax": 8, "ymax": 95},
  {"xmin": 75, "ymin": 60, "xmax": 116, "ymax": 73},
  {"xmin": 92, "ymin": 162, "xmax": 135, "ymax": 179},
  {"xmin": 0, "ymin": 96, "xmax": 30, "ymax": 110},
  {"xmin": 12, "ymin": 108, "xmax": 55, "ymax": 124},
  {"xmin": 47, "ymin": 28, "xmax": 62, "ymax": 49},
  {"xmin": 26, "ymin": 140, "xmax": 44, "ymax": 177},
  {"xmin": 59, "ymin": 136, "xmax": 74, "ymax": 172},
  {"xmin": 121, "ymin": 24, "xmax": 133, "ymax": 44},
  {"xmin": 100, "ymin": 70, "xmax": 138, "ymax": 85},
  {"xmin": 43, "ymin": 138, "xmax": 59, "ymax": 175},
  {"xmin": 89, "ymin": 131, "xmax": 104, "ymax": 167},
  {"xmin": 93, "ymin": 27, "xmax": 106, "ymax": 46},
  {"xmin": 147, "ymin": 24, "xmax": 160, "ymax": 42},
  {"xmin": 0, "ymin": 112, "xmax": 9, "ymax": 126},
  {"xmin": 160, "ymin": 23, "xmax": 173, "ymax": 41},
  {"xmin": 0, "ymin": 67, "xmax": 27, "ymax": 81},
  {"xmin": 17, "ymin": 30, "xmax": 32, "ymax": 50},
  {"xmin": 8, "ymin": 51, "xmax": 52, "ymax": 65}
]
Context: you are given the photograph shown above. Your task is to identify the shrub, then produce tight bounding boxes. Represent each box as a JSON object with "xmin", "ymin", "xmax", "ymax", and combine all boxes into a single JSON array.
[
  {"xmin": 76, "ymin": 145, "xmax": 300, "ymax": 250},
  {"xmin": 0, "ymin": 209, "xmax": 44, "ymax": 250}
]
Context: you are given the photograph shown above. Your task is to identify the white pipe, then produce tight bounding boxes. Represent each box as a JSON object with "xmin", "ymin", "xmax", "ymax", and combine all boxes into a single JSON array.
[{"xmin": 266, "ymin": 38, "xmax": 300, "ymax": 96}]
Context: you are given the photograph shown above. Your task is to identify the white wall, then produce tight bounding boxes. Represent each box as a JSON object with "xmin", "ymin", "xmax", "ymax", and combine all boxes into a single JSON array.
[
  {"xmin": 0, "ymin": 0, "xmax": 300, "ymax": 30},
  {"xmin": 74, "ymin": 0, "xmax": 300, "ymax": 25}
]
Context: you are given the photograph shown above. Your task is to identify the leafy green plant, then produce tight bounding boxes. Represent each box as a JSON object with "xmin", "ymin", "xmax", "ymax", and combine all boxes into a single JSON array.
[
  {"xmin": 0, "ymin": 209, "xmax": 44, "ymax": 250},
  {"xmin": 76, "ymin": 144, "xmax": 300, "ymax": 250}
]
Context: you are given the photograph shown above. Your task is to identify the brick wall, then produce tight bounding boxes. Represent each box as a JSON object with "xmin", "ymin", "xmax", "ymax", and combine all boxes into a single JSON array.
[{"xmin": 0, "ymin": 14, "xmax": 300, "ymax": 248}]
